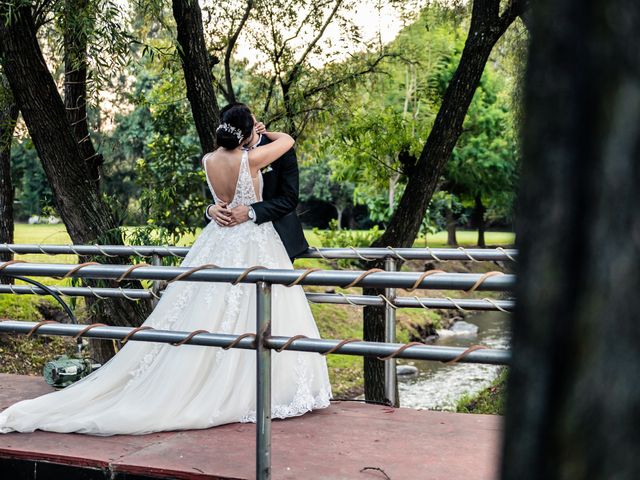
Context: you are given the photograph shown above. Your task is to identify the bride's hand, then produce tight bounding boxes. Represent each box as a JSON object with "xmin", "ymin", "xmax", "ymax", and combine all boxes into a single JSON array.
[{"xmin": 254, "ymin": 121, "xmax": 266, "ymax": 135}]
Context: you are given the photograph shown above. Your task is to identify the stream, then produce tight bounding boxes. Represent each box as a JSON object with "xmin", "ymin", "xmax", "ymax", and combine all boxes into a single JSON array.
[{"xmin": 398, "ymin": 311, "xmax": 510, "ymax": 411}]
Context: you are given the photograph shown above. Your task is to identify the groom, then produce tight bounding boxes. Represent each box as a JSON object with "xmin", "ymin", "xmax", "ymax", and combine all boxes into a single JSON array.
[{"xmin": 205, "ymin": 103, "xmax": 309, "ymax": 260}]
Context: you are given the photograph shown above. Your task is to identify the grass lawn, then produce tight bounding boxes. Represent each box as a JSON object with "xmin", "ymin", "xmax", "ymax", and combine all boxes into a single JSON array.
[
  {"xmin": 416, "ymin": 230, "xmax": 514, "ymax": 248},
  {"xmin": 11, "ymin": 223, "xmax": 514, "ymax": 249}
]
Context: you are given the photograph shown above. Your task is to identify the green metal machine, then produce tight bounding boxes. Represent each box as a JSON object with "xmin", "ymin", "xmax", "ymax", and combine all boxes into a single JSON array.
[{"xmin": 43, "ymin": 355, "xmax": 101, "ymax": 388}]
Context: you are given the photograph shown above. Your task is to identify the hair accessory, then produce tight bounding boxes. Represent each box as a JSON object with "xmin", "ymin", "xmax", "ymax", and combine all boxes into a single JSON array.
[{"xmin": 216, "ymin": 123, "xmax": 244, "ymax": 143}]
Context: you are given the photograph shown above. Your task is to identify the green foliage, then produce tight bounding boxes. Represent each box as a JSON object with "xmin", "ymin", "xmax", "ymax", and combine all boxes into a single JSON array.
[
  {"xmin": 0, "ymin": 295, "xmax": 43, "ymax": 320},
  {"xmin": 443, "ymin": 53, "xmax": 520, "ymax": 222},
  {"xmin": 422, "ymin": 190, "xmax": 465, "ymax": 235},
  {"xmin": 100, "ymin": 102, "xmax": 153, "ymax": 221},
  {"xmin": 52, "ymin": 0, "xmax": 139, "ymax": 97},
  {"xmin": 299, "ymin": 158, "xmax": 355, "ymax": 225},
  {"xmin": 313, "ymin": 219, "xmax": 381, "ymax": 268},
  {"xmin": 456, "ymin": 368, "xmax": 507, "ymax": 415},
  {"xmin": 313, "ymin": 220, "xmax": 381, "ymax": 249},
  {"xmin": 132, "ymin": 66, "xmax": 206, "ymax": 240},
  {"xmin": 315, "ymin": 8, "xmax": 454, "ymax": 226}
]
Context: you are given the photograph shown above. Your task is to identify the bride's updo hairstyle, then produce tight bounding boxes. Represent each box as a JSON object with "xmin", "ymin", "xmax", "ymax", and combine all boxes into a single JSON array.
[{"xmin": 216, "ymin": 103, "xmax": 254, "ymax": 149}]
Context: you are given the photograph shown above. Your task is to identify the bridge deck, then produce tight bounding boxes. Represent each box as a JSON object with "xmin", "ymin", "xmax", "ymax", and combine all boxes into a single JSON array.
[{"xmin": 0, "ymin": 374, "xmax": 502, "ymax": 479}]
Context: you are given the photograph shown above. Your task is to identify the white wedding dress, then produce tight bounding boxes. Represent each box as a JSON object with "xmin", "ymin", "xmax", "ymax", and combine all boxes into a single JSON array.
[{"xmin": 0, "ymin": 150, "xmax": 332, "ymax": 436}]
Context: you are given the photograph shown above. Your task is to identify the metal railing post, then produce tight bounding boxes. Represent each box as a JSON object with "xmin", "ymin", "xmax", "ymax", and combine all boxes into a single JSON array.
[
  {"xmin": 151, "ymin": 254, "xmax": 162, "ymax": 307},
  {"xmin": 384, "ymin": 257, "xmax": 398, "ymax": 407},
  {"xmin": 256, "ymin": 282, "xmax": 272, "ymax": 480}
]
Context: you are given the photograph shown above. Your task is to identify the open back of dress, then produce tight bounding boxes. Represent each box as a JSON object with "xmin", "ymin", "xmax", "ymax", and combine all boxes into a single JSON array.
[{"xmin": 203, "ymin": 149, "xmax": 263, "ymax": 207}]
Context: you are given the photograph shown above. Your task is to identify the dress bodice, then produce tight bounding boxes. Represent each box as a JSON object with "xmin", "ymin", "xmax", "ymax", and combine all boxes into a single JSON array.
[{"xmin": 203, "ymin": 150, "xmax": 263, "ymax": 209}]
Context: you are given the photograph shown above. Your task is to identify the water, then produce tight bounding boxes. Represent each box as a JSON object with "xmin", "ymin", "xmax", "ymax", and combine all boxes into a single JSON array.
[{"xmin": 398, "ymin": 311, "xmax": 510, "ymax": 411}]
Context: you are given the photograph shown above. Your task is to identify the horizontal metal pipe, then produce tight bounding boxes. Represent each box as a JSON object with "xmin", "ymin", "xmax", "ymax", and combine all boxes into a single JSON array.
[
  {"xmin": 306, "ymin": 293, "xmax": 515, "ymax": 311},
  {"xmin": 0, "ymin": 262, "xmax": 515, "ymax": 291},
  {"xmin": 264, "ymin": 337, "xmax": 509, "ymax": 365},
  {"xmin": 0, "ymin": 320, "xmax": 257, "ymax": 350},
  {"xmin": 303, "ymin": 247, "xmax": 516, "ymax": 262},
  {"xmin": 0, "ymin": 243, "xmax": 190, "ymax": 258},
  {"xmin": 0, "ymin": 286, "xmax": 514, "ymax": 312},
  {"xmin": 0, "ymin": 321, "xmax": 510, "ymax": 364},
  {"xmin": 0, "ymin": 243, "xmax": 517, "ymax": 262},
  {"xmin": 0, "ymin": 284, "xmax": 157, "ymax": 300}
]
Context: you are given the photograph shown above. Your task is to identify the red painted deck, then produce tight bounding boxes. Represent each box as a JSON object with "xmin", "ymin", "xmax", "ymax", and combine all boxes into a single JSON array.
[{"xmin": 0, "ymin": 374, "xmax": 502, "ymax": 479}]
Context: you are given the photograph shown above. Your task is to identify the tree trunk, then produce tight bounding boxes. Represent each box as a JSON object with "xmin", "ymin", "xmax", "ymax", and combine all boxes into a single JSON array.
[
  {"xmin": 0, "ymin": 4, "xmax": 151, "ymax": 363},
  {"xmin": 362, "ymin": 287, "xmax": 389, "ymax": 404},
  {"xmin": 172, "ymin": 0, "xmax": 220, "ymax": 154},
  {"xmin": 362, "ymin": 0, "xmax": 526, "ymax": 405},
  {"xmin": 0, "ymin": 77, "xmax": 18, "ymax": 283},
  {"xmin": 473, "ymin": 194, "xmax": 486, "ymax": 247},
  {"xmin": 63, "ymin": 0, "xmax": 102, "ymax": 193},
  {"xmin": 501, "ymin": 0, "xmax": 640, "ymax": 478},
  {"xmin": 446, "ymin": 209, "xmax": 458, "ymax": 246},
  {"xmin": 335, "ymin": 206, "xmax": 343, "ymax": 229},
  {"xmin": 0, "ymin": 6, "xmax": 109, "ymax": 242}
]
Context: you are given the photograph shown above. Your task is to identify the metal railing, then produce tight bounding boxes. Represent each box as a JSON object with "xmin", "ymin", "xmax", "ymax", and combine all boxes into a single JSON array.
[
  {"xmin": 0, "ymin": 243, "xmax": 518, "ymax": 262},
  {"xmin": 0, "ymin": 243, "xmax": 515, "ymax": 408},
  {"xmin": 0, "ymin": 254, "xmax": 512, "ymax": 479}
]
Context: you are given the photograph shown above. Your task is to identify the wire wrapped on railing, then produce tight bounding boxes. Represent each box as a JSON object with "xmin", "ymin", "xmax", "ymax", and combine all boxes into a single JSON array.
[
  {"xmin": 0, "ymin": 320, "xmax": 509, "ymax": 365},
  {"xmin": 0, "ymin": 261, "xmax": 515, "ymax": 291},
  {"xmin": 0, "ymin": 284, "xmax": 515, "ymax": 312}
]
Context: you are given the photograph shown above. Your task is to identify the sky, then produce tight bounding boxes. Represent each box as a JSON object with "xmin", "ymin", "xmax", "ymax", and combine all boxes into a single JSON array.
[{"xmin": 232, "ymin": 0, "xmax": 421, "ymax": 68}]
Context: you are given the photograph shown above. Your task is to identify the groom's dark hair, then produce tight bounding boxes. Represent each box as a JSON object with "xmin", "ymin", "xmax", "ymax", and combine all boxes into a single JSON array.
[
  {"xmin": 220, "ymin": 102, "xmax": 250, "ymax": 116},
  {"xmin": 216, "ymin": 103, "xmax": 254, "ymax": 150}
]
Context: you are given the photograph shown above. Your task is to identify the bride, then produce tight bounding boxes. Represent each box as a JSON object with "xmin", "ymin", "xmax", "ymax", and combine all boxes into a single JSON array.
[{"xmin": 0, "ymin": 105, "xmax": 332, "ymax": 436}]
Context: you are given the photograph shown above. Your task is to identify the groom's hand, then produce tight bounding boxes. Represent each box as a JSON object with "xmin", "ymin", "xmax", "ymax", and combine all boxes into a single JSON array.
[
  {"xmin": 226, "ymin": 205, "xmax": 250, "ymax": 226},
  {"xmin": 210, "ymin": 203, "xmax": 233, "ymax": 226}
]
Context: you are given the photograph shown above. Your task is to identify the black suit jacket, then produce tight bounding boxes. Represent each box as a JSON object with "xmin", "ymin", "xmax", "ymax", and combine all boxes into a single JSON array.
[
  {"xmin": 205, "ymin": 136, "xmax": 309, "ymax": 259},
  {"xmin": 252, "ymin": 135, "xmax": 309, "ymax": 259}
]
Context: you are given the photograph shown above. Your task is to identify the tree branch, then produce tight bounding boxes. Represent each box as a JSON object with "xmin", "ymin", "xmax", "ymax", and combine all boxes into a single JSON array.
[
  {"xmin": 500, "ymin": 0, "xmax": 530, "ymax": 32},
  {"xmin": 299, "ymin": 51, "xmax": 394, "ymax": 102},
  {"xmin": 283, "ymin": 0, "xmax": 344, "ymax": 89},
  {"xmin": 224, "ymin": 0, "xmax": 253, "ymax": 104},
  {"xmin": 32, "ymin": 0, "xmax": 54, "ymax": 29},
  {"xmin": 261, "ymin": 74, "xmax": 277, "ymax": 118}
]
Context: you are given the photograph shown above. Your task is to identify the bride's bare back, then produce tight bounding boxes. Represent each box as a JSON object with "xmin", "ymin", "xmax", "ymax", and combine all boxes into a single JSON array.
[{"xmin": 203, "ymin": 149, "xmax": 245, "ymax": 204}]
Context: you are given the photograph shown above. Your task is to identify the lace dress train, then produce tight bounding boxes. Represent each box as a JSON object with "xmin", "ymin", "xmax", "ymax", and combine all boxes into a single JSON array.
[{"xmin": 0, "ymin": 151, "xmax": 332, "ymax": 436}]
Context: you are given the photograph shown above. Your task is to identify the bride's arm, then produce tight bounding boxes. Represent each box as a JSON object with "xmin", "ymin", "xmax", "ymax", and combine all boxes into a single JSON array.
[{"xmin": 247, "ymin": 132, "xmax": 294, "ymax": 172}]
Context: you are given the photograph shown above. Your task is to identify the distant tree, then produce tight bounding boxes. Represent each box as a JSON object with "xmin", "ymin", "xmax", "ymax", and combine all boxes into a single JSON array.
[
  {"xmin": 299, "ymin": 160, "xmax": 354, "ymax": 228},
  {"xmin": 329, "ymin": 108, "xmax": 420, "ymax": 225},
  {"xmin": 135, "ymin": 68, "xmax": 205, "ymax": 239},
  {"xmin": 441, "ymin": 60, "xmax": 519, "ymax": 246},
  {"xmin": 9, "ymin": 138, "xmax": 55, "ymax": 221}
]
